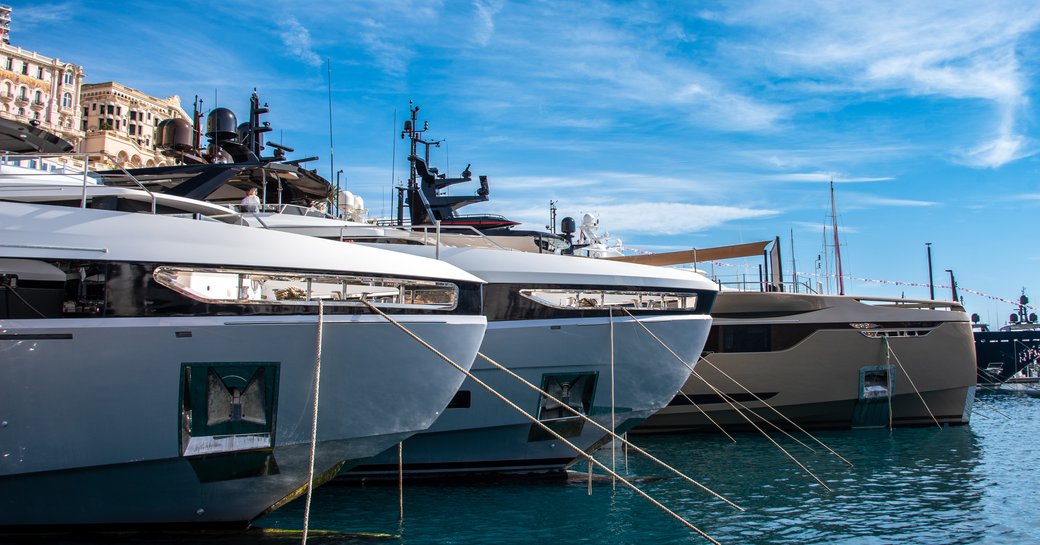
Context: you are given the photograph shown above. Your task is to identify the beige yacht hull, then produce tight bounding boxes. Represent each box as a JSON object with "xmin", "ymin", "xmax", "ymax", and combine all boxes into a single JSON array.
[{"xmin": 637, "ymin": 292, "xmax": 977, "ymax": 433}]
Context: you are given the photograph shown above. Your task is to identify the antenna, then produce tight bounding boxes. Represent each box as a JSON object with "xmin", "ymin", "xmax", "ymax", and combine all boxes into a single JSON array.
[
  {"xmin": 790, "ymin": 228, "xmax": 797, "ymax": 293},
  {"xmin": 387, "ymin": 108, "xmax": 396, "ymax": 221},
  {"xmin": 548, "ymin": 200, "xmax": 558, "ymax": 233},
  {"xmin": 327, "ymin": 58, "xmax": 336, "ymax": 205}
]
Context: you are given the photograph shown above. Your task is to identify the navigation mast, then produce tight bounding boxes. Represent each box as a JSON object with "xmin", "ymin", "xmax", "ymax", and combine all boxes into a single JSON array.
[{"xmin": 830, "ymin": 180, "xmax": 845, "ymax": 295}]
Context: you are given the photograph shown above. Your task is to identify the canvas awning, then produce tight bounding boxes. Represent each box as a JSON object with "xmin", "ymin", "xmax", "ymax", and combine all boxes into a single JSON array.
[{"xmin": 605, "ymin": 240, "xmax": 773, "ymax": 267}]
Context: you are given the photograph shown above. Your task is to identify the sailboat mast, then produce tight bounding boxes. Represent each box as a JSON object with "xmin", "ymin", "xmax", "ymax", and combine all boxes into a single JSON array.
[
  {"xmin": 790, "ymin": 228, "xmax": 798, "ymax": 293},
  {"xmin": 822, "ymin": 224, "xmax": 830, "ymax": 294},
  {"xmin": 830, "ymin": 180, "xmax": 845, "ymax": 295}
]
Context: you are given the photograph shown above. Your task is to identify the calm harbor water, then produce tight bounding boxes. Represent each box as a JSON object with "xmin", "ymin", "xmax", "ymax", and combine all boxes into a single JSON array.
[
  {"xmin": 253, "ymin": 390, "xmax": 1040, "ymax": 545},
  {"xmin": 9, "ymin": 390, "xmax": 1038, "ymax": 545}
]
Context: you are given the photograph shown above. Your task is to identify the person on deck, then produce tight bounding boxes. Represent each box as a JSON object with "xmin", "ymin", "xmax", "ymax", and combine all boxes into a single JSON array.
[{"xmin": 240, "ymin": 187, "xmax": 261, "ymax": 212}]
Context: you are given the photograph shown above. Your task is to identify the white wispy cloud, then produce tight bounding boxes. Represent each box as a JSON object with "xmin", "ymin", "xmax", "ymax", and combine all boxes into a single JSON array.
[
  {"xmin": 472, "ymin": 0, "xmax": 503, "ymax": 46},
  {"xmin": 14, "ymin": 1, "xmax": 76, "ymax": 28},
  {"xmin": 793, "ymin": 221, "xmax": 861, "ymax": 235},
  {"xmin": 844, "ymin": 194, "xmax": 938, "ymax": 208},
  {"xmin": 758, "ymin": 173, "xmax": 895, "ymax": 183},
  {"xmin": 557, "ymin": 202, "xmax": 778, "ymax": 235},
  {"xmin": 279, "ymin": 17, "xmax": 323, "ymax": 67},
  {"xmin": 714, "ymin": 1, "xmax": 1040, "ymax": 168}
]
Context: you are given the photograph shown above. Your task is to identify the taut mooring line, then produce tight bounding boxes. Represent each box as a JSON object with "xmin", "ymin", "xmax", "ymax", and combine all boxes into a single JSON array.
[
  {"xmin": 361, "ymin": 301, "xmax": 726, "ymax": 545},
  {"xmin": 302, "ymin": 300, "xmax": 326, "ymax": 545},
  {"xmin": 477, "ymin": 351, "xmax": 744, "ymax": 512},
  {"xmin": 621, "ymin": 308, "xmax": 852, "ymax": 468},
  {"xmin": 677, "ymin": 389, "xmax": 736, "ymax": 443},
  {"xmin": 617, "ymin": 310, "xmax": 833, "ymax": 490},
  {"xmin": 884, "ymin": 337, "xmax": 941, "ymax": 429},
  {"xmin": 695, "ymin": 356, "xmax": 852, "ymax": 467},
  {"xmin": 688, "ymin": 370, "xmax": 832, "ymax": 492}
]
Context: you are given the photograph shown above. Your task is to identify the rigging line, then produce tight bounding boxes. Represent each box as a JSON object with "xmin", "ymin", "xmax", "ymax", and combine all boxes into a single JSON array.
[
  {"xmin": 361, "ymin": 301, "xmax": 726, "ymax": 544},
  {"xmin": 620, "ymin": 308, "xmax": 851, "ymax": 467},
  {"xmin": 688, "ymin": 370, "xmax": 832, "ymax": 491},
  {"xmin": 677, "ymin": 389, "xmax": 737, "ymax": 443},
  {"xmin": 884, "ymin": 339, "xmax": 942, "ymax": 429},
  {"xmin": 301, "ymin": 300, "xmax": 325, "ymax": 545},
  {"xmin": 476, "ymin": 350, "xmax": 743, "ymax": 511}
]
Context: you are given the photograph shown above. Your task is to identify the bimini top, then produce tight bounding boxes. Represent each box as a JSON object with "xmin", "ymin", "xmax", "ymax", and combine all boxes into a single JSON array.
[
  {"xmin": 0, "ymin": 201, "xmax": 484, "ymax": 284},
  {"xmin": 369, "ymin": 244, "xmax": 718, "ymax": 291}
]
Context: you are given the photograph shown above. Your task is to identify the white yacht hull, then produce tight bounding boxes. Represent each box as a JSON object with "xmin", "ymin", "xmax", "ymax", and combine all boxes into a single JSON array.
[
  {"xmin": 0, "ymin": 314, "xmax": 485, "ymax": 528},
  {"xmin": 346, "ymin": 314, "xmax": 710, "ymax": 479}
]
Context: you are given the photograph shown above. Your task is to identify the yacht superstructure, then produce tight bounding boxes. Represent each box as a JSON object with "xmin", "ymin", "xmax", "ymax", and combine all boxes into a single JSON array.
[
  {"xmin": 0, "ymin": 198, "xmax": 486, "ymax": 529},
  {"xmin": 346, "ymin": 245, "xmax": 717, "ymax": 478}
]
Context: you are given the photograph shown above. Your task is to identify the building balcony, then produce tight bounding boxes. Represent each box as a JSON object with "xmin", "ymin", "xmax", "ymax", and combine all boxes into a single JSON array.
[
  {"xmin": 0, "ymin": 92, "xmax": 11, "ymax": 103},
  {"xmin": 14, "ymin": 95, "xmax": 28, "ymax": 106},
  {"xmin": 30, "ymin": 99, "xmax": 46, "ymax": 110}
]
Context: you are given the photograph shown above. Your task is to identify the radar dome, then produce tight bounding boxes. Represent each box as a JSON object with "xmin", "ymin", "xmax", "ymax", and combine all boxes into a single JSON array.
[
  {"xmin": 205, "ymin": 107, "xmax": 238, "ymax": 142},
  {"xmin": 161, "ymin": 118, "xmax": 194, "ymax": 152}
]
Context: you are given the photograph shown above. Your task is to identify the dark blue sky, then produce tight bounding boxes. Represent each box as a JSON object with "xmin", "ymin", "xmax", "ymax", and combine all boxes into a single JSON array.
[{"xmin": 13, "ymin": 0, "xmax": 1040, "ymax": 322}]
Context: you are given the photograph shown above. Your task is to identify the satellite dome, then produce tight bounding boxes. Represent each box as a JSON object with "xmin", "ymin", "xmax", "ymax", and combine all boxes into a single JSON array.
[
  {"xmin": 161, "ymin": 118, "xmax": 194, "ymax": 152},
  {"xmin": 205, "ymin": 107, "xmax": 238, "ymax": 142}
]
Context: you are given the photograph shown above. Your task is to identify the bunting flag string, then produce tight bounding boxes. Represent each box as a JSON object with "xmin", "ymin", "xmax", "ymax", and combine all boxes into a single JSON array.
[{"xmin": 620, "ymin": 247, "xmax": 1036, "ymax": 311}]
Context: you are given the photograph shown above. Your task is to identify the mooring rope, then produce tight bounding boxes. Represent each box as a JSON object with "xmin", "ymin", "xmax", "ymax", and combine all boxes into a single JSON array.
[
  {"xmin": 885, "ymin": 337, "xmax": 894, "ymax": 431},
  {"xmin": 688, "ymin": 370, "xmax": 832, "ymax": 492},
  {"xmin": 398, "ymin": 442, "xmax": 404, "ymax": 522},
  {"xmin": 695, "ymin": 356, "xmax": 852, "ymax": 466},
  {"xmin": 970, "ymin": 396, "xmax": 1010, "ymax": 419},
  {"xmin": 884, "ymin": 338, "xmax": 942, "ymax": 429},
  {"xmin": 301, "ymin": 300, "xmax": 325, "ymax": 545},
  {"xmin": 360, "ymin": 301, "xmax": 726, "ymax": 544},
  {"xmin": 476, "ymin": 351, "xmax": 744, "ymax": 511},
  {"xmin": 609, "ymin": 307, "xmax": 617, "ymax": 489},
  {"xmin": 620, "ymin": 308, "xmax": 853, "ymax": 468},
  {"xmin": 678, "ymin": 389, "xmax": 736, "ymax": 443}
]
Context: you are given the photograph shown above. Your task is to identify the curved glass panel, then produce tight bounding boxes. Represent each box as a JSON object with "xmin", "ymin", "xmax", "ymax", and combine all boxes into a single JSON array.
[
  {"xmin": 519, "ymin": 288, "xmax": 697, "ymax": 311},
  {"xmin": 154, "ymin": 266, "xmax": 458, "ymax": 310}
]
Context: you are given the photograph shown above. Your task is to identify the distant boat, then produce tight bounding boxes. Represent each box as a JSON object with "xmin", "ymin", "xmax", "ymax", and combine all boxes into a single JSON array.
[{"xmin": 972, "ymin": 291, "xmax": 1040, "ymax": 384}]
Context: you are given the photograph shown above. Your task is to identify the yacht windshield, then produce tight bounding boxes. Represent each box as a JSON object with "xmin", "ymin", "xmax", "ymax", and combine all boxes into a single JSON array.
[
  {"xmin": 154, "ymin": 266, "xmax": 459, "ymax": 310},
  {"xmin": 519, "ymin": 289, "xmax": 697, "ymax": 311}
]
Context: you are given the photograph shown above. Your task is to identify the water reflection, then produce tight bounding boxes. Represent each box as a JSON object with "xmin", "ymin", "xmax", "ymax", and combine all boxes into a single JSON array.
[{"xmin": 5, "ymin": 395, "xmax": 1038, "ymax": 545}]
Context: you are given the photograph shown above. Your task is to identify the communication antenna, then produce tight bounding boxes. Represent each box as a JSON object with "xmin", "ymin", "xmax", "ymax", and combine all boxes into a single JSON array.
[{"xmin": 327, "ymin": 58, "xmax": 335, "ymax": 203}]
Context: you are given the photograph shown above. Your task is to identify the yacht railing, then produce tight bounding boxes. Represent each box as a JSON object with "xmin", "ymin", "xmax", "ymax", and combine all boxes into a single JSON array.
[{"xmin": 0, "ymin": 152, "xmax": 159, "ymax": 214}]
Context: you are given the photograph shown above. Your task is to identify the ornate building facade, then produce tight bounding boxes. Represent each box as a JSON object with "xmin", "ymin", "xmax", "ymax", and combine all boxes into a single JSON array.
[
  {"xmin": 0, "ymin": 42, "xmax": 85, "ymax": 151},
  {"xmin": 80, "ymin": 82, "xmax": 189, "ymax": 168}
]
